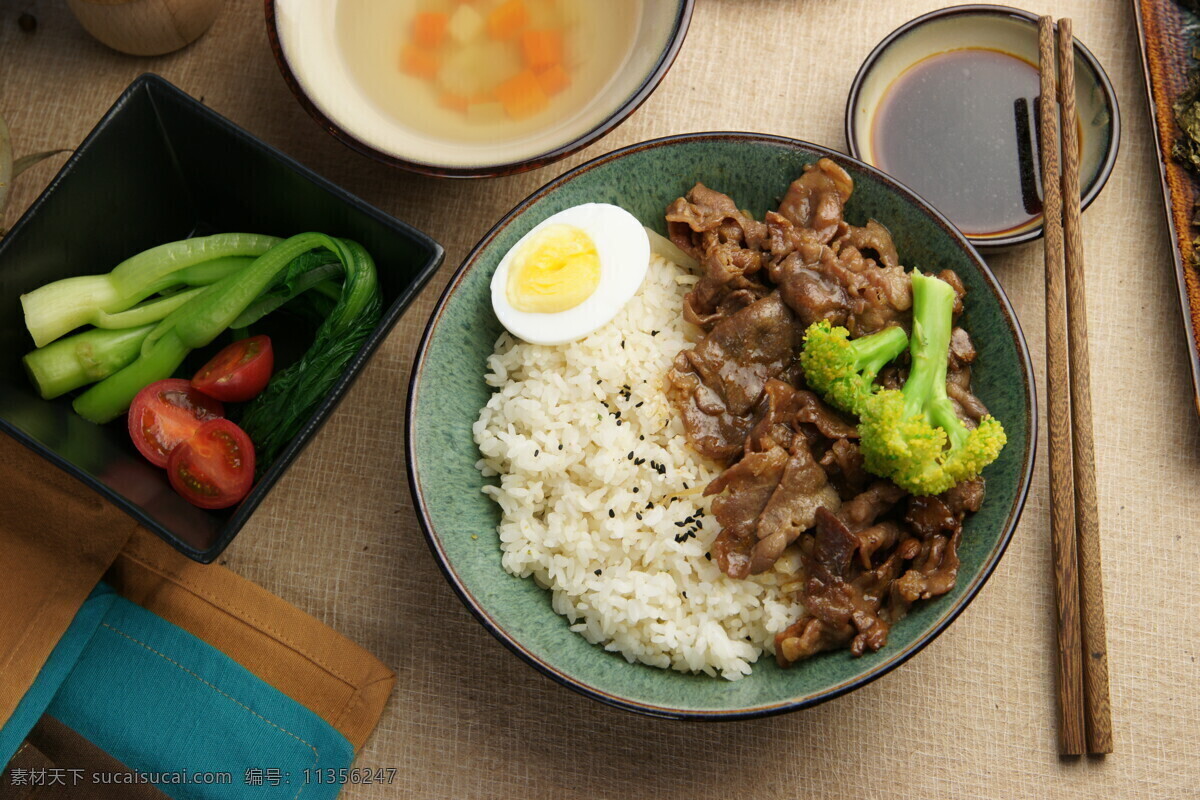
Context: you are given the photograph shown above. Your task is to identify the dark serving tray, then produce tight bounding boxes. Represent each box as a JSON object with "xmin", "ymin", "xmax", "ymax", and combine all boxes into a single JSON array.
[
  {"xmin": 1133, "ymin": 0, "xmax": 1200, "ymax": 416},
  {"xmin": 0, "ymin": 74, "xmax": 443, "ymax": 562}
]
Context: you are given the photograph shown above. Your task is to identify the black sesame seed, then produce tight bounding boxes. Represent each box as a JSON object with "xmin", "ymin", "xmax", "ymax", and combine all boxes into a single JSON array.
[
  {"xmin": 534, "ymin": 450, "xmax": 539, "ymax": 456},
  {"xmin": 594, "ymin": 569, "xmax": 602, "ymax": 576},
  {"xmin": 614, "ymin": 411, "xmax": 621, "ymax": 418},
  {"xmin": 639, "ymin": 435, "xmax": 645, "ymax": 441},
  {"xmin": 651, "ymin": 330, "xmax": 659, "ymax": 336},
  {"xmin": 633, "ymin": 487, "xmax": 639, "ymax": 493},
  {"xmin": 627, "ymin": 451, "xmax": 634, "ymax": 460},
  {"xmin": 608, "ymin": 509, "xmax": 615, "ymax": 518},
  {"xmin": 635, "ymin": 401, "xmax": 644, "ymax": 408},
  {"xmin": 682, "ymin": 591, "xmax": 688, "ymax": 599},
  {"xmin": 616, "ymin": 420, "xmax": 623, "ymax": 426},
  {"xmin": 648, "ymin": 502, "xmax": 655, "ymax": 509},
  {"xmin": 683, "ymin": 482, "xmax": 689, "ymax": 489},
  {"xmin": 620, "ymin": 340, "xmax": 625, "ymax": 349},
  {"xmin": 674, "ymin": 521, "xmax": 686, "ymax": 528},
  {"xmin": 596, "ymin": 379, "xmax": 601, "ymax": 385},
  {"xmin": 636, "ymin": 512, "xmax": 643, "ymax": 520},
  {"xmin": 705, "ymin": 552, "xmax": 712, "ymax": 560},
  {"xmin": 558, "ymin": 444, "xmax": 563, "ymax": 450}
]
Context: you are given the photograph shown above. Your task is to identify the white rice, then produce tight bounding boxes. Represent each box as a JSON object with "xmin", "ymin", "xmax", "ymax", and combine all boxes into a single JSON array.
[{"xmin": 473, "ymin": 254, "xmax": 803, "ymax": 680}]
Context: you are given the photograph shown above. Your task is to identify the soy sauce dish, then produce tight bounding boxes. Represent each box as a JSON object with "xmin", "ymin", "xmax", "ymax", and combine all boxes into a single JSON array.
[{"xmin": 845, "ymin": 4, "xmax": 1119, "ymax": 250}]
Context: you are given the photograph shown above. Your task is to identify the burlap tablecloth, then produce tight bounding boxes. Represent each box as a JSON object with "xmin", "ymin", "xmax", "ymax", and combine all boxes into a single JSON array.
[{"xmin": 2, "ymin": 0, "xmax": 1196, "ymax": 797}]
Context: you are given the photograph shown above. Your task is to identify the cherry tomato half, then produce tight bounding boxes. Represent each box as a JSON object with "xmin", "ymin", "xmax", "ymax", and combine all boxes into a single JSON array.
[
  {"xmin": 128, "ymin": 379, "xmax": 225, "ymax": 468},
  {"xmin": 191, "ymin": 335, "xmax": 274, "ymax": 402},
  {"xmin": 167, "ymin": 419, "xmax": 256, "ymax": 509}
]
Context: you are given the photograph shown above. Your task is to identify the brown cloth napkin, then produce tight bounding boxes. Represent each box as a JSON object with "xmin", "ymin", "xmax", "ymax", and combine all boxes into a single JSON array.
[
  {"xmin": 0, "ymin": 716, "xmax": 169, "ymax": 800},
  {"xmin": 0, "ymin": 431, "xmax": 395, "ymax": 753},
  {"xmin": 0, "ymin": 435, "xmax": 139, "ymax": 726}
]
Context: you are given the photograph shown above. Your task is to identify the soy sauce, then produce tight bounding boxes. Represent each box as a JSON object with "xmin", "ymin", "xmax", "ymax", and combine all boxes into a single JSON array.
[{"xmin": 872, "ymin": 48, "xmax": 1043, "ymax": 236}]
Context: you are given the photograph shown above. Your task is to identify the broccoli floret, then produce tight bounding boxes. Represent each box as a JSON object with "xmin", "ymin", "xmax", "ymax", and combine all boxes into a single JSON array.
[
  {"xmin": 800, "ymin": 320, "xmax": 909, "ymax": 415},
  {"xmin": 856, "ymin": 272, "xmax": 1006, "ymax": 496}
]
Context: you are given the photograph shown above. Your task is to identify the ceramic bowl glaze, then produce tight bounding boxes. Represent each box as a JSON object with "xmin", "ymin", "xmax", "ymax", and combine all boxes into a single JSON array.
[
  {"xmin": 846, "ymin": 4, "xmax": 1120, "ymax": 251},
  {"xmin": 266, "ymin": 0, "xmax": 693, "ymax": 178},
  {"xmin": 407, "ymin": 133, "xmax": 1036, "ymax": 718}
]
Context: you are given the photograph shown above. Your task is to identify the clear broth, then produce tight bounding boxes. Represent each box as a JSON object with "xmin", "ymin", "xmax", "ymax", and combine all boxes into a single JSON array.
[
  {"xmin": 872, "ymin": 48, "xmax": 1046, "ymax": 237},
  {"xmin": 336, "ymin": 0, "xmax": 641, "ymax": 145}
]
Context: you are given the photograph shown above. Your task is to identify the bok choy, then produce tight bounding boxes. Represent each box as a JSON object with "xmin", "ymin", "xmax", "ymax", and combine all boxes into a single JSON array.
[
  {"xmin": 68, "ymin": 233, "xmax": 380, "ymax": 431},
  {"xmin": 20, "ymin": 230, "xmax": 383, "ymax": 476},
  {"xmin": 20, "ymin": 233, "xmax": 280, "ymax": 347}
]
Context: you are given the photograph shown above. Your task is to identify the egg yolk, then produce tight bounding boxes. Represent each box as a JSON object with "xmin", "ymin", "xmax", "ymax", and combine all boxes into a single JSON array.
[{"xmin": 506, "ymin": 224, "xmax": 600, "ymax": 313}]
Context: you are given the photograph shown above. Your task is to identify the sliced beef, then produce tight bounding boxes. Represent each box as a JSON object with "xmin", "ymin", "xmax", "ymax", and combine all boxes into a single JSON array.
[
  {"xmin": 792, "ymin": 388, "xmax": 859, "ymax": 439},
  {"xmin": 666, "ymin": 294, "xmax": 799, "ymax": 460},
  {"xmin": 707, "ymin": 447, "xmax": 790, "ymax": 579},
  {"xmin": 949, "ymin": 326, "xmax": 977, "ymax": 369},
  {"xmin": 892, "ymin": 527, "xmax": 962, "ymax": 608},
  {"xmin": 666, "ymin": 183, "xmax": 767, "ymax": 257},
  {"xmin": 840, "ymin": 481, "xmax": 907, "ymax": 533},
  {"xmin": 947, "ymin": 370, "xmax": 990, "ymax": 423},
  {"xmin": 682, "ymin": 241, "xmax": 770, "ymax": 329},
  {"xmin": 835, "ymin": 219, "xmax": 900, "ymax": 269},
  {"xmin": 750, "ymin": 441, "xmax": 841, "ymax": 574},
  {"xmin": 774, "ymin": 507, "xmax": 898, "ymax": 665},
  {"xmin": 819, "ymin": 438, "xmax": 872, "ymax": 499},
  {"xmin": 660, "ymin": 168, "xmax": 988, "ymax": 657},
  {"xmin": 856, "ymin": 521, "xmax": 904, "ymax": 568},
  {"xmin": 747, "ymin": 380, "xmax": 858, "ymax": 453},
  {"xmin": 768, "ymin": 250, "xmax": 852, "ymax": 328},
  {"xmin": 942, "ymin": 477, "xmax": 986, "ymax": 516},
  {"xmin": 904, "ymin": 495, "xmax": 959, "ymax": 540},
  {"xmin": 777, "ymin": 159, "xmax": 853, "ymax": 243},
  {"xmin": 890, "ymin": 495, "xmax": 964, "ymax": 615},
  {"xmin": 938, "ymin": 268, "xmax": 967, "ymax": 318},
  {"xmin": 767, "ymin": 233, "xmax": 911, "ymax": 335}
]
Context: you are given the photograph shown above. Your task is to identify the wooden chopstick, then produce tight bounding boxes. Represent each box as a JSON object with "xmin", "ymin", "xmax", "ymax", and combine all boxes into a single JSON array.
[
  {"xmin": 1056, "ymin": 18, "xmax": 1113, "ymax": 755},
  {"xmin": 1037, "ymin": 15, "xmax": 1086, "ymax": 757}
]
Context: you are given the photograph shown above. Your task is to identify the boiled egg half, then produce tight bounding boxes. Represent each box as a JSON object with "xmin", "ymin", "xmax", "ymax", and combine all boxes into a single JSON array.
[{"xmin": 490, "ymin": 203, "xmax": 649, "ymax": 345}]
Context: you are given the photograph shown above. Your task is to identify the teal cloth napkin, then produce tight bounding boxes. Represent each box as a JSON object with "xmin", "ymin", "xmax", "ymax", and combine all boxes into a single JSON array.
[{"xmin": 3, "ymin": 583, "xmax": 355, "ymax": 800}]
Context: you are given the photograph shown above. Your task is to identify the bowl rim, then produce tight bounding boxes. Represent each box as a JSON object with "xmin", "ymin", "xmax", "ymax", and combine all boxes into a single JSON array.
[
  {"xmin": 843, "ymin": 2, "xmax": 1122, "ymax": 251},
  {"xmin": 263, "ymin": 0, "xmax": 695, "ymax": 179},
  {"xmin": 406, "ymin": 131, "xmax": 1037, "ymax": 719}
]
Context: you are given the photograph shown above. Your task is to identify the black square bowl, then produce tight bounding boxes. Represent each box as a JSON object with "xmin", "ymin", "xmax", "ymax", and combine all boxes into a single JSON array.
[{"xmin": 0, "ymin": 75, "xmax": 443, "ymax": 562}]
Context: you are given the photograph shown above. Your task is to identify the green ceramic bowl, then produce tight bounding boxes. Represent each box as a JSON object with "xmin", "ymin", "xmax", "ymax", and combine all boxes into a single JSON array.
[{"xmin": 407, "ymin": 132, "xmax": 1036, "ymax": 719}]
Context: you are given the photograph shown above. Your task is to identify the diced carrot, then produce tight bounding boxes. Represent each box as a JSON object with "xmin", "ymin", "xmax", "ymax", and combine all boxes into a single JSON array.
[
  {"xmin": 535, "ymin": 63, "xmax": 570, "ymax": 96},
  {"xmin": 412, "ymin": 12, "xmax": 449, "ymax": 48},
  {"xmin": 439, "ymin": 92, "xmax": 469, "ymax": 112},
  {"xmin": 468, "ymin": 90, "xmax": 494, "ymax": 104},
  {"xmin": 400, "ymin": 44, "xmax": 440, "ymax": 79},
  {"xmin": 486, "ymin": 0, "xmax": 528, "ymax": 39},
  {"xmin": 494, "ymin": 69, "xmax": 548, "ymax": 119},
  {"xmin": 520, "ymin": 29, "xmax": 562, "ymax": 71}
]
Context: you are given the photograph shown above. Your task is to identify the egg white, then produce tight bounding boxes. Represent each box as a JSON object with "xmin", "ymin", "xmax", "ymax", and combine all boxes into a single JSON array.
[{"xmin": 490, "ymin": 204, "xmax": 650, "ymax": 345}]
